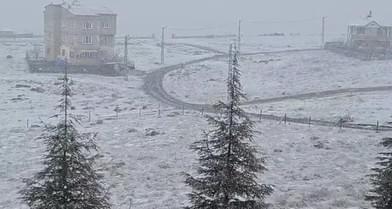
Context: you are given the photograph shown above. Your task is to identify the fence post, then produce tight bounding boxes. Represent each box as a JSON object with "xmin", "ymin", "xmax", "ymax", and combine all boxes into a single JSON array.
[
  {"xmin": 201, "ymin": 108, "xmax": 204, "ymax": 115},
  {"xmin": 259, "ymin": 109, "xmax": 262, "ymax": 121},
  {"xmin": 128, "ymin": 198, "xmax": 133, "ymax": 209},
  {"xmin": 340, "ymin": 118, "xmax": 343, "ymax": 130},
  {"xmin": 158, "ymin": 104, "xmax": 161, "ymax": 118},
  {"xmin": 284, "ymin": 113, "xmax": 287, "ymax": 125},
  {"xmin": 26, "ymin": 119, "xmax": 29, "ymax": 129},
  {"xmin": 308, "ymin": 116, "xmax": 311, "ymax": 127},
  {"xmin": 376, "ymin": 120, "xmax": 379, "ymax": 133}
]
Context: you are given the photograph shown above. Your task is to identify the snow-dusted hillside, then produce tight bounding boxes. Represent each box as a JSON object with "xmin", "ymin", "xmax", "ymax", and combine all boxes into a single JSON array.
[
  {"xmin": 243, "ymin": 91, "xmax": 392, "ymax": 125},
  {"xmin": 115, "ymin": 39, "xmax": 218, "ymax": 72},
  {"xmin": 170, "ymin": 34, "xmax": 328, "ymax": 53},
  {"xmin": 164, "ymin": 50, "xmax": 392, "ymax": 124}
]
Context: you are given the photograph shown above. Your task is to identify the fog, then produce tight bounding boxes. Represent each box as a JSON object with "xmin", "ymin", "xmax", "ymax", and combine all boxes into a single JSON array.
[
  {"xmin": 4, "ymin": 1, "xmax": 392, "ymax": 209},
  {"xmin": 1, "ymin": 0, "xmax": 392, "ymax": 35}
]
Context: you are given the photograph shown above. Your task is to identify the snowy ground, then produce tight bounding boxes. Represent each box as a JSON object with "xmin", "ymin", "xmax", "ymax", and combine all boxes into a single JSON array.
[
  {"xmin": 0, "ymin": 37, "xmax": 390, "ymax": 209},
  {"xmin": 170, "ymin": 34, "xmax": 336, "ymax": 53},
  {"xmin": 164, "ymin": 50, "xmax": 392, "ymax": 124},
  {"xmin": 243, "ymin": 91, "xmax": 392, "ymax": 126},
  {"xmin": 115, "ymin": 39, "xmax": 218, "ymax": 72}
]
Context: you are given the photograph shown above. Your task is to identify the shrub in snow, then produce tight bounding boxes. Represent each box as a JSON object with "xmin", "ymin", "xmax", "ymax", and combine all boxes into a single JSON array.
[
  {"xmin": 30, "ymin": 86, "xmax": 45, "ymax": 93},
  {"xmin": 145, "ymin": 128, "xmax": 162, "ymax": 137},
  {"xmin": 127, "ymin": 128, "xmax": 138, "ymax": 133}
]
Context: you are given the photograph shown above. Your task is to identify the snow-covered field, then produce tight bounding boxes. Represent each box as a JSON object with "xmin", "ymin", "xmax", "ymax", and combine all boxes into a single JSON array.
[
  {"xmin": 243, "ymin": 91, "xmax": 392, "ymax": 125},
  {"xmin": 164, "ymin": 50, "xmax": 392, "ymax": 124},
  {"xmin": 170, "ymin": 34, "xmax": 336, "ymax": 53},
  {"xmin": 116, "ymin": 39, "xmax": 217, "ymax": 72},
  {"xmin": 0, "ymin": 37, "xmax": 390, "ymax": 209}
]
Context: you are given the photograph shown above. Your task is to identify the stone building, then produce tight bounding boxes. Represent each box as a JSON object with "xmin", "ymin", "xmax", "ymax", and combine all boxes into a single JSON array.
[{"xmin": 44, "ymin": 3, "xmax": 117, "ymax": 66}]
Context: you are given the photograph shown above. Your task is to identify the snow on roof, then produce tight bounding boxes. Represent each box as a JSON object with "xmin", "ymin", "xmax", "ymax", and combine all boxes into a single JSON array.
[
  {"xmin": 45, "ymin": 2, "xmax": 115, "ymax": 16},
  {"xmin": 66, "ymin": 4, "xmax": 115, "ymax": 16},
  {"xmin": 349, "ymin": 17, "xmax": 390, "ymax": 27}
]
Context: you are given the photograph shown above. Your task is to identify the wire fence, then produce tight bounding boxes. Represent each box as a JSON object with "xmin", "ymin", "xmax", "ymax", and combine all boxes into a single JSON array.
[
  {"xmin": 9, "ymin": 103, "xmax": 390, "ymax": 181},
  {"xmin": 75, "ymin": 104, "xmax": 392, "ymax": 133}
]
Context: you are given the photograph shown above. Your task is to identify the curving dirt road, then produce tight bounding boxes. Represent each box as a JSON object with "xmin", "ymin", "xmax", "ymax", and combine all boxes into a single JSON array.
[{"xmin": 142, "ymin": 46, "xmax": 392, "ymax": 131}]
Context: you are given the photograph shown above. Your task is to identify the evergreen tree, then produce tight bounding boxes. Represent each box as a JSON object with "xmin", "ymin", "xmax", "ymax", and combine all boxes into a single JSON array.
[
  {"xmin": 366, "ymin": 137, "xmax": 392, "ymax": 209},
  {"xmin": 20, "ymin": 61, "xmax": 110, "ymax": 209},
  {"xmin": 185, "ymin": 46, "xmax": 272, "ymax": 209}
]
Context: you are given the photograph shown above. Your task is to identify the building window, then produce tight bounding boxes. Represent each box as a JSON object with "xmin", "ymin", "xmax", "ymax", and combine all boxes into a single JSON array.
[
  {"xmin": 100, "ymin": 35, "xmax": 113, "ymax": 45},
  {"xmin": 80, "ymin": 51, "xmax": 97, "ymax": 58},
  {"xmin": 102, "ymin": 22, "xmax": 111, "ymax": 29},
  {"xmin": 84, "ymin": 22, "xmax": 93, "ymax": 29},
  {"xmin": 83, "ymin": 36, "xmax": 93, "ymax": 44}
]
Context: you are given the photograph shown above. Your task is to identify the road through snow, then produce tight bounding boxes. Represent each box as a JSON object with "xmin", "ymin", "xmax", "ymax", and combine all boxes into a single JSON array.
[{"xmin": 142, "ymin": 45, "xmax": 392, "ymax": 131}]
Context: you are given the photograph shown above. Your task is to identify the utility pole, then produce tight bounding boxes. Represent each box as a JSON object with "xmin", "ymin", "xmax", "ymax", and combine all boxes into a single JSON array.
[
  {"xmin": 238, "ymin": 19, "xmax": 242, "ymax": 55},
  {"xmin": 321, "ymin": 16, "xmax": 326, "ymax": 48},
  {"xmin": 161, "ymin": 27, "xmax": 166, "ymax": 65},
  {"xmin": 124, "ymin": 35, "xmax": 130, "ymax": 66}
]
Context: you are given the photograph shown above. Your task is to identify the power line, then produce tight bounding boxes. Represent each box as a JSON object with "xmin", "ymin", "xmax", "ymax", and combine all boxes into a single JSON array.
[
  {"xmin": 244, "ymin": 17, "xmax": 322, "ymax": 24},
  {"xmin": 167, "ymin": 23, "xmax": 236, "ymax": 32},
  {"xmin": 162, "ymin": 17, "xmax": 323, "ymax": 35}
]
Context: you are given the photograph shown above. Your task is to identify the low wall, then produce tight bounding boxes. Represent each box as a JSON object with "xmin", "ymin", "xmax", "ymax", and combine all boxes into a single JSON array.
[{"xmin": 27, "ymin": 60, "xmax": 131, "ymax": 76}]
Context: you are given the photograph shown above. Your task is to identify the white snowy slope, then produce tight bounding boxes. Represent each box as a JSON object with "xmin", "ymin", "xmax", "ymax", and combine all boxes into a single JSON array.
[
  {"xmin": 164, "ymin": 50, "xmax": 392, "ymax": 124},
  {"xmin": 242, "ymin": 91, "xmax": 392, "ymax": 126},
  {"xmin": 0, "ymin": 37, "xmax": 388, "ymax": 209},
  {"xmin": 115, "ymin": 39, "xmax": 217, "ymax": 72},
  {"xmin": 170, "ymin": 34, "xmax": 334, "ymax": 53}
]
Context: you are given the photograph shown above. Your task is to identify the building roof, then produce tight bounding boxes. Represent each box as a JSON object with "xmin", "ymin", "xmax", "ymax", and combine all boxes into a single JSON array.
[
  {"xmin": 349, "ymin": 17, "xmax": 390, "ymax": 27},
  {"xmin": 67, "ymin": 5, "xmax": 115, "ymax": 16},
  {"xmin": 46, "ymin": 2, "xmax": 115, "ymax": 16}
]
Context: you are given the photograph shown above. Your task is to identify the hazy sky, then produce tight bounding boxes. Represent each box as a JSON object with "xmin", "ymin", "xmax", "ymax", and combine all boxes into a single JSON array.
[{"xmin": 1, "ymin": 0, "xmax": 391, "ymax": 36}]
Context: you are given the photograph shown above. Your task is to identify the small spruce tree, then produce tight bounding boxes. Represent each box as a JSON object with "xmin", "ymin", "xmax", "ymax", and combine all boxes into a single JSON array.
[
  {"xmin": 366, "ymin": 137, "xmax": 392, "ymax": 209},
  {"xmin": 20, "ymin": 60, "xmax": 110, "ymax": 209},
  {"xmin": 185, "ymin": 46, "xmax": 272, "ymax": 209}
]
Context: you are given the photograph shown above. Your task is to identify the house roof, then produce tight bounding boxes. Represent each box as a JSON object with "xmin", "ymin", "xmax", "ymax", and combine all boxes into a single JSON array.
[
  {"xmin": 46, "ymin": 2, "xmax": 115, "ymax": 16},
  {"xmin": 349, "ymin": 17, "xmax": 390, "ymax": 27},
  {"xmin": 67, "ymin": 5, "xmax": 115, "ymax": 16}
]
